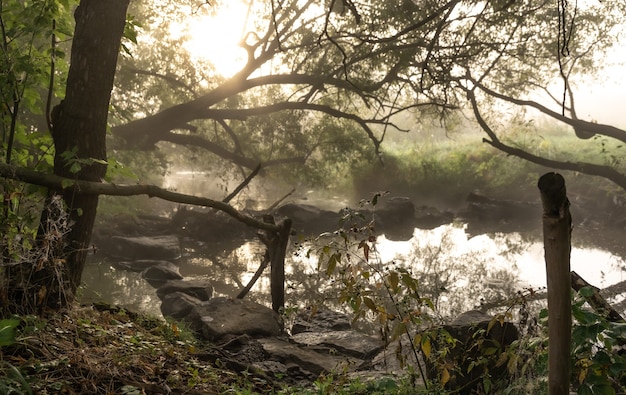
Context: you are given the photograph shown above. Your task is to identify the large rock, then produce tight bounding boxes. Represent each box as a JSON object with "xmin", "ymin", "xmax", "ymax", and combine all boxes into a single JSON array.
[
  {"xmin": 258, "ymin": 337, "xmax": 363, "ymax": 376},
  {"xmin": 186, "ymin": 297, "xmax": 283, "ymax": 340},
  {"xmin": 371, "ymin": 196, "xmax": 416, "ymax": 240},
  {"xmin": 109, "ymin": 235, "xmax": 181, "ymax": 260},
  {"xmin": 160, "ymin": 292, "xmax": 202, "ymax": 320},
  {"xmin": 141, "ymin": 262, "xmax": 183, "ymax": 288},
  {"xmin": 275, "ymin": 203, "xmax": 341, "ymax": 235},
  {"xmin": 291, "ymin": 330, "xmax": 384, "ymax": 359},
  {"xmin": 426, "ymin": 310, "xmax": 520, "ymax": 395},
  {"xmin": 156, "ymin": 279, "xmax": 214, "ymax": 301},
  {"xmin": 291, "ymin": 309, "xmax": 351, "ymax": 334},
  {"xmin": 113, "ymin": 259, "xmax": 176, "ymax": 273}
]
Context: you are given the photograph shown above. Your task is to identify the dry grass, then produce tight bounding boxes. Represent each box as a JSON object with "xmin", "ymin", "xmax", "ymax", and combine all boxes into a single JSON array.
[{"xmin": 0, "ymin": 304, "xmax": 278, "ymax": 394}]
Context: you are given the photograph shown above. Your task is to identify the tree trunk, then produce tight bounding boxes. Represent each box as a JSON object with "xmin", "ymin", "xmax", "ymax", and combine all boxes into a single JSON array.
[{"xmin": 16, "ymin": 0, "xmax": 130, "ymax": 312}]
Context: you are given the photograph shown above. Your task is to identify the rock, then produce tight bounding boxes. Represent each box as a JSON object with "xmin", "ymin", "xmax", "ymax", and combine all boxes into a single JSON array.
[
  {"xmin": 291, "ymin": 309, "xmax": 351, "ymax": 334},
  {"xmin": 251, "ymin": 360, "xmax": 317, "ymax": 383},
  {"xmin": 186, "ymin": 297, "xmax": 283, "ymax": 341},
  {"xmin": 366, "ymin": 336, "xmax": 426, "ymax": 381},
  {"xmin": 291, "ymin": 330, "xmax": 384, "ymax": 359},
  {"xmin": 109, "ymin": 235, "xmax": 181, "ymax": 260},
  {"xmin": 113, "ymin": 259, "xmax": 176, "ymax": 273},
  {"xmin": 372, "ymin": 196, "xmax": 416, "ymax": 240},
  {"xmin": 258, "ymin": 337, "xmax": 363, "ymax": 376},
  {"xmin": 156, "ymin": 279, "xmax": 214, "ymax": 301},
  {"xmin": 160, "ymin": 292, "xmax": 202, "ymax": 320},
  {"xmin": 141, "ymin": 262, "xmax": 183, "ymax": 288},
  {"xmin": 172, "ymin": 207, "xmax": 257, "ymax": 242},
  {"xmin": 426, "ymin": 310, "xmax": 520, "ymax": 395},
  {"xmin": 275, "ymin": 203, "xmax": 341, "ymax": 235},
  {"xmin": 415, "ymin": 206, "xmax": 455, "ymax": 229}
]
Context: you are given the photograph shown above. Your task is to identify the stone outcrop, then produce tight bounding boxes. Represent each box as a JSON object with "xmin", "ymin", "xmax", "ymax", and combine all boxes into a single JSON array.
[
  {"xmin": 186, "ymin": 297, "xmax": 284, "ymax": 341},
  {"xmin": 160, "ymin": 292, "xmax": 202, "ymax": 320},
  {"xmin": 426, "ymin": 310, "xmax": 520, "ymax": 395},
  {"xmin": 141, "ymin": 262, "xmax": 183, "ymax": 287},
  {"xmin": 109, "ymin": 235, "xmax": 181, "ymax": 260},
  {"xmin": 113, "ymin": 259, "xmax": 175, "ymax": 272},
  {"xmin": 156, "ymin": 279, "xmax": 214, "ymax": 301}
]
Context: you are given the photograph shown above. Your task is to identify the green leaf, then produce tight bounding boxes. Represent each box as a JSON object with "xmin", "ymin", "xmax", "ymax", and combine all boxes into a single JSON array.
[
  {"xmin": 61, "ymin": 179, "xmax": 75, "ymax": 189},
  {"xmin": 591, "ymin": 384, "xmax": 616, "ymax": 395},
  {"xmin": 388, "ymin": 271, "xmax": 399, "ymax": 293},
  {"xmin": 421, "ymin": 335, "xmax": 431, "ymax": 359},
  {"xmin": 390, "ymin": 321, "xmax": 406, "ymax": 341},
  {"xmin": 578, "ymin": 286, "xmax": 595, "ymax": 298},
  {"xmin": 0, "ymin": 318, "xmax": 20, "ymax": 346},
  {"xmin": 69, "ymin": 162, "xmax": 82, "ymax": 174},
  {"xmin": 362, "ymin": 296, "xmax": 376, "ymax": 312},
  {"xmin": 482, "ymin": 376, "xmax": 491, "ymax": 394},
  {"xmin": 326, "ymin": 253, "xmax": 339, "ymax": 275}
]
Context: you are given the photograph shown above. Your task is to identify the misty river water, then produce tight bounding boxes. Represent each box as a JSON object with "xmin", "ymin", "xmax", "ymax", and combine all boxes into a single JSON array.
[{"xmin": 80, "ymin": 220, "xmax": 626, "ymax": 321}]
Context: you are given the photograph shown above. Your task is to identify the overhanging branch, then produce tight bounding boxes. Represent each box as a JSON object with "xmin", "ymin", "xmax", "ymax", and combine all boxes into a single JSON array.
[
  {"xmin": 470, "ymin": 78, "xmax": 626, "ymax": 144},
  {"xmin": 466, "ymin": 88, "xmax": 626, "ymax": 190},
  {"xmin": 0, "ymin": 163, "xmax": 281, "ymax": 232}
]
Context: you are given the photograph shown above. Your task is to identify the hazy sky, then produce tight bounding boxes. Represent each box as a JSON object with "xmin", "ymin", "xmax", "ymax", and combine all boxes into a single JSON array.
[{"xmin": 571, "ymin": 42, "xmax": 625, "ymax": 127}]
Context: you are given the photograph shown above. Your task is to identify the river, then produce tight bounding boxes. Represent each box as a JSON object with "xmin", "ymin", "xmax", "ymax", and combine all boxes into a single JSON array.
[{"xmin": 80, "ymin": 219, "xmax": 626, "ymax": 321}]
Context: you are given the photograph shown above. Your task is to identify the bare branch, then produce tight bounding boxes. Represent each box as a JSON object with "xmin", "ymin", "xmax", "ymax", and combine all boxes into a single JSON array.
[{"xmin": 0, "ymin": 163, "xmax": 280, "ymax": 232}]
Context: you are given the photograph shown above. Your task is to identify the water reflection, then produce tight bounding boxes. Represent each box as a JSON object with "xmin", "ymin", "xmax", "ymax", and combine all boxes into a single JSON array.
[
  {"xmin": 80, "ymin": 258, "xmax": 163, "ymax": 318},
  {"xmin": 80, "ymin": 223, "xmax": 626, "ymax": 321}
]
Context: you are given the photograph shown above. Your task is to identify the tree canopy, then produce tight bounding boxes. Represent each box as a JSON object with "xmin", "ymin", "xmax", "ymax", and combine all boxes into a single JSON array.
[{"xmin": 104, "ymin": 0, "xmax": 626, "ymax": 193}]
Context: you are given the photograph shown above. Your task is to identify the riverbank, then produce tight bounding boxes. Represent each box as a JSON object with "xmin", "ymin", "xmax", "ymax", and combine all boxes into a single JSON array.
[{"xmin": 0, "ymin": 303, "xmax": 418, "ymax": 394}]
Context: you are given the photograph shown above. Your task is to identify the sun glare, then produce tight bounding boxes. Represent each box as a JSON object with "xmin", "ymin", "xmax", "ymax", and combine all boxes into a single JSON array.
[{"xmin": 181, "ymin": 2, "xmax": 250, "ymax": 77}]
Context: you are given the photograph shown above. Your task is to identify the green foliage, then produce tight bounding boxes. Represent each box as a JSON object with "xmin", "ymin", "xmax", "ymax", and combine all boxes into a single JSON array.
[
  {"xmin": 571, "ymin": 287, "xmax": 626, "ymax": 394},
  {"xmin": 302, "ymin": 195, "xmax": 626, "ymax": 394},
  {"xmin": 0, "ymin": 317, "xmax": 20, "ymax": 346}
]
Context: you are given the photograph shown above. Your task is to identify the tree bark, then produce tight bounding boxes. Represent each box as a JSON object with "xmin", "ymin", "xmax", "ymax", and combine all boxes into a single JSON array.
[
  {"xmin": 28, "ymin": 0, "xmax": 130, "ymax": 311},
  {"xmin": 570, "ymin": 271, "xmax": 625, "ymax": 323},
  {"xmin": 538, "ymin": 172, "xmax": 572, "ymax": 395}
]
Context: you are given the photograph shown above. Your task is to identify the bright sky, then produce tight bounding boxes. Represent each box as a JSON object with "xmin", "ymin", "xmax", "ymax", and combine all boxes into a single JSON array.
[
  {"xmin": 572, "ymin": 52, "xmax": 626, "ymax": 127},
  {"xmin": 171, "ymin": 1, "xmax": 250, "ymax": 77}
]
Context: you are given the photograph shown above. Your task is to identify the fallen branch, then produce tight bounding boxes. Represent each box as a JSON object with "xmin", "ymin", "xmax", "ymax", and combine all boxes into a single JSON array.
[{"xmin": 0, "ymin": 163, "xmax": 280, "ymax": 232}]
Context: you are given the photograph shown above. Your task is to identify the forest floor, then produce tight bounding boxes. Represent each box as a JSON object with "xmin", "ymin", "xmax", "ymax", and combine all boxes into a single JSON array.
[
  {"xmin": 0, "ymin": 303, "xmax": 288, "ymax": 395},
  {"xmin": 0, "ymin": 303, "xmax": 412, "ymax": 395}
]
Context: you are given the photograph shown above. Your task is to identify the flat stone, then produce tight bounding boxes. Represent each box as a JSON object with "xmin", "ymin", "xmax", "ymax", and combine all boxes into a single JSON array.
[
  {"xmin": 291, "ymin": 309, "xmax": 351, "ymax": 334},
  {"xmin": 141, "ymin": 262, "xmax": 183, "ymax": 288},
  {"xmin": 186, "ymin": 297, "xmax": 282, "ymax": 341},
  {"xmin": 291, "ymin": 330, "xmax": 384, "ymax": 359},
  {"xmin": 160, "ymin": 292, "xmax": 202, "ymax": 320},
  {"xmin": 110, "ymin": 235, "xmax": 181, "ymax": 260},
  {"xmin": 258, "ymin": 337, "xmax": 363, "ymax": 376},
  {"xmin": 156, "ymin": 279, "xmax": 214, "ymax": 301},
  {"xmin": 113, "ymin": 260, "xmax": 176, "ymax": 272}
]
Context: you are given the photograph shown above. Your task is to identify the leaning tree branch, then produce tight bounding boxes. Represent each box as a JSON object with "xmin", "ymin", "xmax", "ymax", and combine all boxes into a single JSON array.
[
  {"xmin": 123, "ymin": 66, "xmax": 198, "ymax": 97},
  {"xmin": 0, "ymin": 163, "xmax": 281, "ymax": 232},
  {"xmin": 112, "ymin": 72, "xmax": 387, "ymax": 148},
  {"xmin": 160, "ymin": 131, "xmax": 306, "ymax": 170},
  {"xmin": 469, "ymin": 77, "xmax": 626, "ymax": 143},
  {"xmin": 465, "ymin": 88, "xmax": 626, "ymax": 191}
]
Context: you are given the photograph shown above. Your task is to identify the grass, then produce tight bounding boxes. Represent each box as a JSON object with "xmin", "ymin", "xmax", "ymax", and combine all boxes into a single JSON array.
[{"xmin": 349, "ymin": 124, "xmax": 625, "ymax": 208}]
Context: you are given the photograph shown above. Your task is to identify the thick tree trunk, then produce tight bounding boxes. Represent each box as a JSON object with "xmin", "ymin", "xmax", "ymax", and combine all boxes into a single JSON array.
[{"xmin": 21, "ymin": 0, "xmax": 130, "ymax": 312}]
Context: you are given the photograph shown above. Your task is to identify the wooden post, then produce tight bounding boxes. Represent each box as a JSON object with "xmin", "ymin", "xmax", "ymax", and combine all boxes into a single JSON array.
[
  {"xmin": 538, "ymin": 172, "xmax": 572, "ymax": 395},
  {"xmin": 271, "ymin": 218, "xmax": 291, "ymax": 313}
]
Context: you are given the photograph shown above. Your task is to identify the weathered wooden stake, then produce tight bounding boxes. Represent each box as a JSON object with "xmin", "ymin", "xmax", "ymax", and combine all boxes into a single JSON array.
[{"xmin": 538, "ymin": 172, "xmax": 572, "ymax": 395}]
